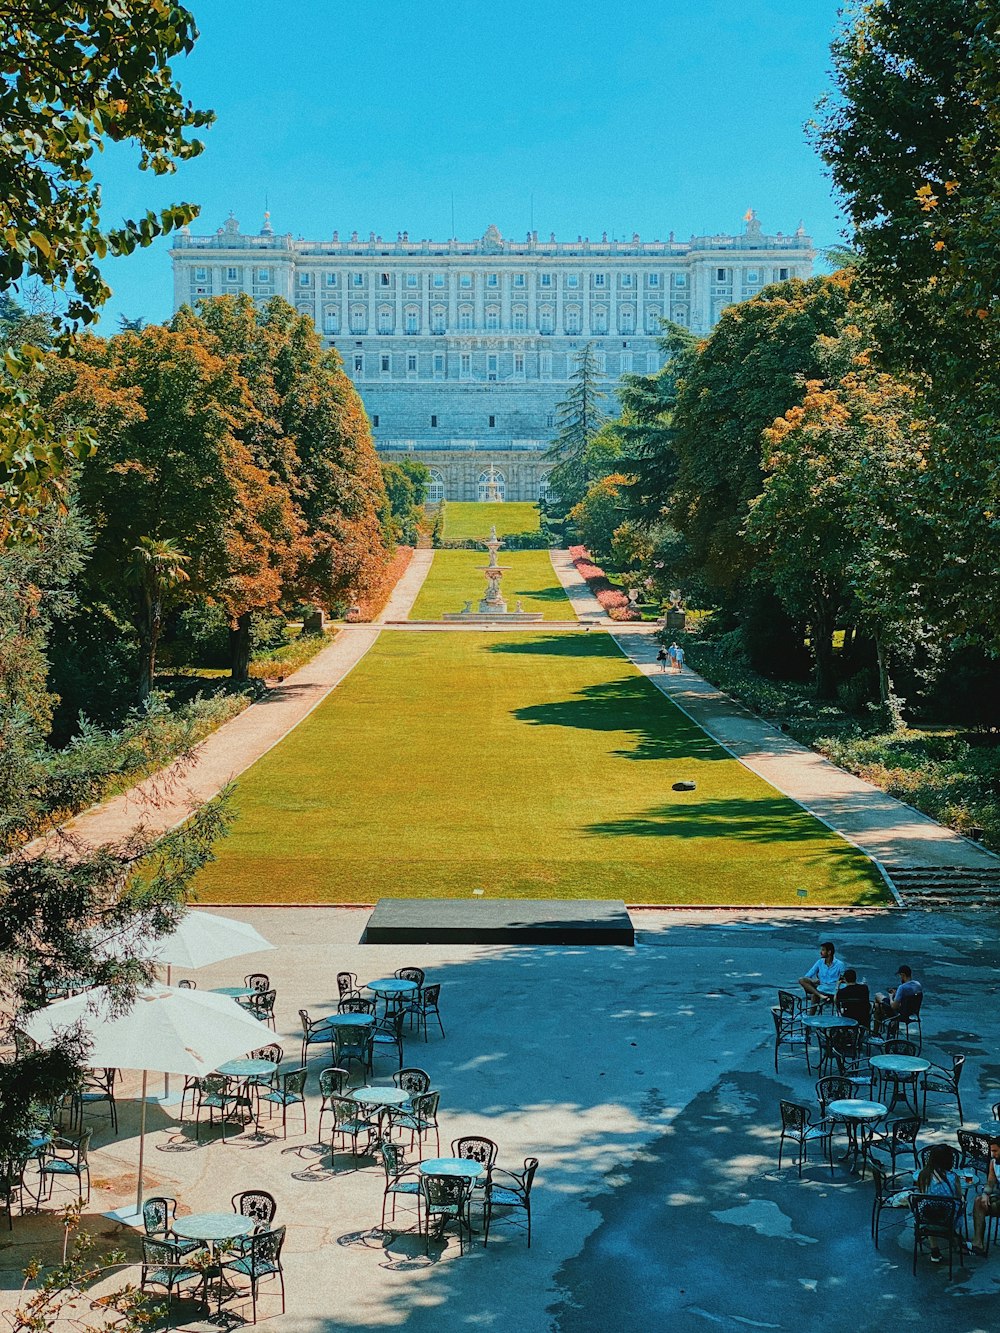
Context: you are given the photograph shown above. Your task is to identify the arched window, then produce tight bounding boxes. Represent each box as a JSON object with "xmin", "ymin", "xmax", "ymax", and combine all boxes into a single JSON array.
[
  {"xmin": 565, "ymin": 306, "xmax": 580, "ymax": 334},
  {"xmin": 428, "ymin": 468, "xmax": 445, "ymax": 503},
  {"xmin": 592, "ymin": 306, "xmax": 607, "ymax": 334},
  {"xmin": 405, "ymin": 306, "xmax": 419, "ymax": 334},
  {"xmin": 459, "ymin": 305, "xmax": 473, "ymax": 332},
  {"xmin": 378, "ymin": 306, "xmax": 393, "ymax": 334},
  {"xmin": 539, "ymin": 306, "xmax": 553, "ymax": 334},
  {"xmin": 477, "ymin": 468, "xmax": 506, "ymax": 501},
  {"xmin": 485, "ymin": 306, "xmax": 499, "ymax": 332},
  {"xmin": 350, "ymin": 305, "xmax": 366, "ymax": 333},
  {"xmin": 620, "ymin": 306, "xmax": 635, "ymax": 333},
  {"xmin": 537, "ymin": 475, "xmax": 552, "ymax": 502},
  {"xmin": 431, "ymin": 306, "xmax": 446, "ymax": 334},
  {"xmin": 512, "ymin": 306, "xmax": 526, "ymax": 331},
  {"xmin": 323, "ymin": 308, "xmax": 340, "ymax": 334},
  {"xmin": 645, "ymin": 306, "xmax": 661, "ymax": 333}
]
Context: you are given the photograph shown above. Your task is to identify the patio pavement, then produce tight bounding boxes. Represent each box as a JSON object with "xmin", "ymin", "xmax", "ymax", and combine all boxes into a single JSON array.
[{"xmin": 3, "ymin": 904, "xmax": 998, "ymax": 1332}]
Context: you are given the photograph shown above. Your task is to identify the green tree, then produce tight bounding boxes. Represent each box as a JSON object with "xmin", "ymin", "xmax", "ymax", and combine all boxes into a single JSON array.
[
  {"xmin": 545, "ymin": 343, "xmax": 608, "ymax": 507},
  {"xmin": 568, "ymin": 472, "xmax": 632, "ymax": 566},
  {"xmin": 0, "ymin": 2, "xmax": 212, "ymax": 534},
  {"xmin": 129, "ymin": 536, "xmax": 190, "ymax": 701}
]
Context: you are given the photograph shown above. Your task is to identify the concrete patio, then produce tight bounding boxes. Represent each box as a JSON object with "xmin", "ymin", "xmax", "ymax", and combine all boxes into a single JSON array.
[{"xmin": 2, "ymin": 904, "xmax": 998, "ymax": 1332}]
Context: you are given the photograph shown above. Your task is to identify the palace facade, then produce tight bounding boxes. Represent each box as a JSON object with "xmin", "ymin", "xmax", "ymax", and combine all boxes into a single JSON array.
[{"xmin": 171, "ymin": 212, "xmax": 814, "ymax": 501}]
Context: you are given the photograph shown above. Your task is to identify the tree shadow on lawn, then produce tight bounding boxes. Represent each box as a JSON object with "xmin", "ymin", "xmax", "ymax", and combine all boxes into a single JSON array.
[
  {"xmin": 512, "ymin": 676, "xmax": 730, "ymax": 763},
  {"xmin": 487, "ymin": 633, "xmax": 619, "ymax": 659},
  {"xmin": 584, "ymin": 795, "xmax": 842, "ymax": 845}
]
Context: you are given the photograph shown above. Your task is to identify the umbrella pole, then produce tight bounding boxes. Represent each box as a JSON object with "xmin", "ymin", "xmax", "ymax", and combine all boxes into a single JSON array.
[
  {"xmin": 136, "ymin": 1070, "xmax": 148, "ymax": 1217},
  {"xmin": 164, "ymin": 967, "xmax": 172, "ymax": 1097}
]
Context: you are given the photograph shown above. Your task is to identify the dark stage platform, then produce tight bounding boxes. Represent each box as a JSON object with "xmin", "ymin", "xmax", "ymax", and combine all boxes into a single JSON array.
[{"xmin": 362, "ymin": 898, "xmax": 634, "ymax": 947}]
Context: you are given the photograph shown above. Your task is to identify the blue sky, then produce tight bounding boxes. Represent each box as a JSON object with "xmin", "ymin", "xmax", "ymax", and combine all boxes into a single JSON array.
[{"xmin": 94, "ymin": 0, "xmax": 849, "ymax": 328}]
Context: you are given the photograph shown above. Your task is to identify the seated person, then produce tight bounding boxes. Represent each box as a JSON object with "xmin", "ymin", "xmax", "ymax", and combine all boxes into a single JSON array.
[
  {"xmin": 798, "ymin": 941, "xmax": 846, "ymax": 1009},
  {"xmin": 835, "ymin": 969, "xmax": 871, "ymax": 1028},
  {"xmin": 972, "ymin": 1137, "xmax": 1000, "ymax": 1257},
  {"xmin": 875, "ymin": 964, "xmax": 923, "ymax": 1020},
  {"xmin": 916, "ymin": 1144, "xmax": 966, "ymax": 1263}
]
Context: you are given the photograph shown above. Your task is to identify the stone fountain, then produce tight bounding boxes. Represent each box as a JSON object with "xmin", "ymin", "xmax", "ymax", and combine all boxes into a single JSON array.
[{"xmin": 442, "ymin": 525, "xmax": 544, "ymax": 622}]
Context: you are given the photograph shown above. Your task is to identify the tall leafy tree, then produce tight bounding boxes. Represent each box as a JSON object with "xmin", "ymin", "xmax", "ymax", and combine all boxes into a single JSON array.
[
  {"xmin": 618, "ymin": 322, "xmax": 698, "ymax": 525},
  {"xmin": 0, "ymin": 2, "xmax": 212, "ymax": 534},
  {"xmin": 545, "ymin": 343, "xmax": 608, "ymax": 507},
  {"xmin": 129, "ymin": 536, "xmax": 190, "ymax": 701}
]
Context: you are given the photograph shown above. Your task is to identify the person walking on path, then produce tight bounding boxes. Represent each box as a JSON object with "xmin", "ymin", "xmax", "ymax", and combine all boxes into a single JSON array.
[
  {"xmin": 673, "ymin": 643, "xmax": 685, "ymax": 673},
  {"xmin": 656, "ymin": 645, "xmax": 668, "ymax": 673}
]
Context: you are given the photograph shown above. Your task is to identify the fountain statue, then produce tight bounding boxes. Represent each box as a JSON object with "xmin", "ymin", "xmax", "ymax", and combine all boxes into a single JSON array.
[
  {"xmin": 478, "ymin": 525, "xmax": 508, "ymax": 613},
  {"xmin": 482, "ymin": 461, "xmax": 503, "ymax": 503},
  {"xmin": 440, "ymin": 525, "xmax": 544, "ymax": 622}
]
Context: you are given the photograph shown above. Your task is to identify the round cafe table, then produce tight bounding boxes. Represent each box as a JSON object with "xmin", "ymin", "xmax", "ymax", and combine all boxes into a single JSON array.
[
  {"xmin": 801, "ymin": 1014, "xmax": 856, "ymax": 1074},
  {"xmin": 419, "ymin": 1157, "xmax": 485, "ymax": 1181},
  {"xmin": 173, "ymin": 1212, "xmax": 255, "ymax": 1247},
  {"xmin": 827, "ymin": 1098, "xmax": 887, "ymax": 1171},
  {"xmin": 330, "ymin": 1012, "xmax": 375, "ymax": 1028},
  {"xmin": 366, "ymin": 978, "xmax": 418, "ymax": 1017},
  {"xmin": 870, "ymin": 1054, "xmax": 930, "ymax": 1115},
  {"xmin": 211, "ymin": 986, "xmax": 256, "ymax": 999},
  {"xmin": 215, "ymin": 1058, "xmax": 277, "ymax": 1081}
]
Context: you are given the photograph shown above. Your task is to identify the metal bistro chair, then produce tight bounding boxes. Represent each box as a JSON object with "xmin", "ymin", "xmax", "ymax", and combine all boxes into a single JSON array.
[
  {"xmin": 777, "ymin": 1101, "xmax": 832, "ymax": 1178},
  {"xmin": 771, "ymin": 1001, "xmax": 807, "ymax": 1073},
  {"xmin": 393, "ymin": 1067, "xmax": 431, "ymax": 1096},
  {"xmin": 338, "ymin": 995, "xmax": 376, "ymax": 1016},
  {"xmin": 299, "ymin": 1008, "xmax": 336, "ymax": 1067},
  {"xmin": 336, "ymin": 971, "xmax": 359, "ymax": 1000},
  {"xmin": 484, "ymin": 1156, "xmax": 539, "ymax": 1248},
  {"xmin": 328, "ymin": 1094, "xmax": 377, "ymax": 1166},
  {"xmin": 257, "ymin": 1068, "xmax": 308, "ymax": 1139},
  {"xmin": 868, "ymin": 1117, "xmax": 920, "ymax": 1177},
  {"xmin": 140, "ymin": 1238, "xmax": 206, "ymax": 1324},
  {"xmin": 394, "ymin": 967, "xmax": 425, "ymax": 1028},
  {"xmin": 898, "ymin": 993, "xmax": 923, "ymax": 1053},
  {"xmin": 415, "ymin": 983, "xmax": 445, "ymax": 1042},
  {"xmin": 141, "ymin": 1196, "xmax": 203, "ymax": 1259},
  {"xmin": 922, "ymin": 1054, "xmax": 966, "ymax": 1124},
  {"xmin": 1, "ymin": 1155, "xmax": 29, "ymax": 1230},
  {"xmin": 38, "ymin": 1128, "xmax": 91, "ymax": 1202},
  {"xmin": 371, "ymin": 1011, "xmax": 405, "ymax": 1071},
  {"xmin": 958, "ymin": 1129, "xmax": 994, "ymax": 1172},
  {"xmin": 870, "ymin": 1160, "xmax": 909, "ymax": 1250},
  {"xmin": 194, "ymin": 1075, "xmax": 252, "ymax": 1144},
  {"xmin": 332, "ymin": 1021, "xmax": 373, "ymax": 1081},
  {"xmin": 246, "ymin": 989, "xmax": 277, "ymax": 1031},
  {"xmin": 218, "ymin": 1224, "xmax": 286, "ymax": 1324},
  {"xmin": 396, "ymin": 1090, "xmax": 441, "ymax": 1156},
  {"xmin": 421, "ymin": 1173, "xmax": 473, "ymax": 1256},
  {"xmin": 233, "ymin": 1189, "xmax": 278, "ymax": 1229},
  {"xmin": 910, "ymin": 1193, "xmax": 965, "ymax": 1278},
  {"xmin": 318, "ymin": 1067, "xmax": 350, "ymax": 1140},
  {"xmin": 246, "ymin": 1044, "xmax": 283, "ymax": 1103},
  {"xmin": 815, "ymin": 1075, "xmax": 857, "ymax": 1119},
  {"xmin": 244, "ymin": 973, "xmax": 270, "ymax": 994},
  {"xmin": 378, "ymin": 1140, "xmax": 422, "ymax": 1231},
  {"xmin": 73, "ymin": 1068, "xmax": 119, "ymax": 1135}
]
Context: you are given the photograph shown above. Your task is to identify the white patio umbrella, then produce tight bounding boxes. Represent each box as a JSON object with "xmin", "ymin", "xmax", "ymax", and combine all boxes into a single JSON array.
[
  {"xmin": 23, "ymin": 983, "xmax": 271, "ymax": 1218},
  {"xmin": 93, "ymin": 909, "xmax": 274, "ymax": 977}
]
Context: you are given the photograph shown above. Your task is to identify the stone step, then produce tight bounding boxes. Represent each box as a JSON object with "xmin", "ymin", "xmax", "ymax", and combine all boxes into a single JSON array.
[{"xmin": 883, "ymin": 863, "xmax": 1000, "ymax": 907}]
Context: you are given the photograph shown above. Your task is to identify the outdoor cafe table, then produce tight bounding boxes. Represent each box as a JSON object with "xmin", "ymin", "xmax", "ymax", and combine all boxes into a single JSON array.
[
  {"xmin": 330, "ymin": 1012, "xmax": 375, "ymax": 1027},
  {"xmin": 801, "ymin": 1014, "xmax": 856, "ymax": 1073},
  {"xmin": 215, "ymin": 1058, "xmax": 277, "ymax": 1081},
  {"xmin": 419, "ymin": 1157, "xmax": 485, "ymax": 1181},
  {"xmin": 211, "ymin": 986, "xmax": 256, "ymax": 1000},
  {"xmin": 365, "ymin": 978, "xmax": 418, "ymax": 1017},
  {"xmin": 827, "ymin": 1098, "xmax": 887, "ymax": 1171},
  {"xmin": 173, "ymin": 1212, "xmax": 256, "ymax": 1247},
  {"xmin": 870, "ymin": 1054, "xmax": 931, "ymax": 1115},
  {"xmin": 350, "ymin": 1084, "xmax": 411, "ymax": 1131}
]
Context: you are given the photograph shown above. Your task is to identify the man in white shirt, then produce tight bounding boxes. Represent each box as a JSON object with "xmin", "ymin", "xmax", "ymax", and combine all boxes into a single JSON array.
[{"xmin": 799, "ymin": 941, "xmax": 847, "ymax": 1008}]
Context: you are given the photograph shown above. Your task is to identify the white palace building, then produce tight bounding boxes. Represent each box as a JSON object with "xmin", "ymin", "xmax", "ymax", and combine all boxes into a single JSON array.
[{"xmin": 171, "ymin": 211, "xmax": 814, "ymax": 502}]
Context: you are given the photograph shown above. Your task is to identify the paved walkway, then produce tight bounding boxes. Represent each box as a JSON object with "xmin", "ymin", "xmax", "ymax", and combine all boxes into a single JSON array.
[
  {"xmin": 614, "ymin": 628, "xmax": 999, "ymax": 873},
  {"xmin": 33, "ymin": 552, "xmax": 436, "ymax": 854},
  {"xmin": 548, "ymin": 548, "xmax": 610, "ymax": 619}
]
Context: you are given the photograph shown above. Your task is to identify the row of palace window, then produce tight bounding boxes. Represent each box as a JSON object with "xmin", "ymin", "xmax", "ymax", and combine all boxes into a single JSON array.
[
  {"xmin": 321, "ymin": 306, "xmax": 685, "ymax": 335},
  {"xmin": 421, "ymin": 471, "xmax": 552, "ymax": 503},
  {"xmin": 192, "ymin": 264, "xmax": 792, "ymax": 289},
  {"xmin": 353, "ymin": 349, "xmax": 643, "ymax": 378}
]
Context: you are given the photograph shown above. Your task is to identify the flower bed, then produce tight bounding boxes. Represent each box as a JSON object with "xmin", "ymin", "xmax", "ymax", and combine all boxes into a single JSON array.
[
  {"xmin": 355, "ymin": 545, "xmax": 415, "ymax": 621},
  {"xmin": 569, "ymin": 546, "xmax": 642, "ymax": 621}
]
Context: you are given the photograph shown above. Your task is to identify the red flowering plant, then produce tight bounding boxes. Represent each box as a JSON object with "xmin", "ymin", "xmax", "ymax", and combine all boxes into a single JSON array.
[{"xmin": 568, "ymin": 546, "xmax": 642, "ymax": 620}]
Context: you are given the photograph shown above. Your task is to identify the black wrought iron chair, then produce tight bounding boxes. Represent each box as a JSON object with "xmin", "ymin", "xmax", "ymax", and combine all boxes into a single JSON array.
[
  {"xmin": 299, "ymin": 1008, "xmax": 336, "ymax": 1067},
  {"xmin": 922, "ymin": 1054, "xmax": 966, "ymax": 1123},
  {"xmin": 194, "ymin": 1075, "xmax": 252, "ymax": 1143},
  {"xmin": 336, "ymin": 971, "xmax": 359, "ymax": 1000},
  {"xmin": 38, "ymin": 1128, "xmax": 91, "ymax": 1202},
  {"xmin": 378, "ymin": 1139, "xmax": 422, "ymax": 1230},
  {"xmin": 416, "ymin": 983, "xmax": 445, "ymax": 1041},
  {"xmin": 328, "ymin": 1094, "xmax": 377, "ymax": 1166},
  {"xmin": 909, "ymin": 1193, "xmax": 965, "ymax": 1277},
  {"xmin": 140, "ymin": 1238, "xmax": 206, "ymax": 1323},
  {"xmin": 484, "ymin": 1156, "xmax": 538, "ymax": 1247},
  {"xmin": 317, "ymin": 1067, "xmax": 350, "ymax": 1140},
  {"xmin": 420, "ymin": 1173, "xmax": 473, "ymax": 1256},
  {"xmin": 371, "ymin": 1011, "xmax": 405, "ymax": 1071},
  {"xmin": 73, "ymin": 1068, "xmax": 119, "ymax": 1134},
  {"xmin": 868, "ymin": 1116, "xmax": 920, "ymax": 1176},
  {"xmin": 770, "ymin": 1005, "xmax": 806, "ymax": 1074},
  {"xmin": 815, "ymin": 1075, "xmax": 856, "ymax": 1118},
  {"xmin": 338, "ymin": 995, "xmax": 376, "ymax": 1016},
  {"xmin": 141, "ymin": 1196, "xmax": 203, "ymax": 1259},
  {"xmin": 898, "ymin": 993, "xmax": 923, "ymax": 1052},
  {"xmin": 232, "ymin": 1188, "xmax": 278, "ymax": 1229},
  {"xmin": 244, "ymin": 973, "xmax": 270, "ymax": 993},
  {"xmin": 393, "ymin": 1067, "xmax": 431, "ymax": 1096},
  {"xmin": 218, "ymin": 1224, "xmax": 286, "ymax": 1323},
  {"xmin": 958, "ymin": 1130, "xmax": 993, "ymax": 1171},
  {"xmin": 776, "ymin": 1100, "xmax": 832, "ymax": 1178},
  {"xmin": 257, "ymin": 1067, "xmax": 307, "ymax": 1138},
  {"xmin": 331, "ymin": 1021, "xmax": 373, "ymax": 1080},
  {"xmin": 869, "ymin": 1160, "xmax": 909, "ymax": 1249},
  {"xmin": 396, "ymin": 1090, "xmax": 441, "ymax": 1156}
]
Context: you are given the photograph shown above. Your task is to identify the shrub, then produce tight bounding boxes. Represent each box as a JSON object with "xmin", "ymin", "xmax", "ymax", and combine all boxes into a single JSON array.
[{"xmin": 568, "ymin": 545, "xmax": 642, "ymax": 620}]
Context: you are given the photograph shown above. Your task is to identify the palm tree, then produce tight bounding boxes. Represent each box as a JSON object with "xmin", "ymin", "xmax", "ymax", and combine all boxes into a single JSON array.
[{"xmin": 129, "ymin": 536, "xmax": 190, "ymax": 701}]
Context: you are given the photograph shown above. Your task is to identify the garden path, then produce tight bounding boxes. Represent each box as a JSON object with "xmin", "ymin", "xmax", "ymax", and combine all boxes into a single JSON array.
[
  {"xmin": 30, "ymin": 551, "xmax": 436, "ymax": 854},
  {"xmin": 616, "ymin": 628, "xmax": 999, "ymax": 875}
]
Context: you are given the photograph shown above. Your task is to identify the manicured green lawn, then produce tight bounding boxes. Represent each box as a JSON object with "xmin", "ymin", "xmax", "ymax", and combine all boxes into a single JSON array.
[
  {"xmin": 442, "ymin": 500, "xmax": 540, "ymax": 539},
  {"xmin": 407, "ymin": 550, "xmax": 571, "ymax": 620},
  {"xmin": 197, "ymin": 631, "xmax": 885, "ymax": 906}
]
